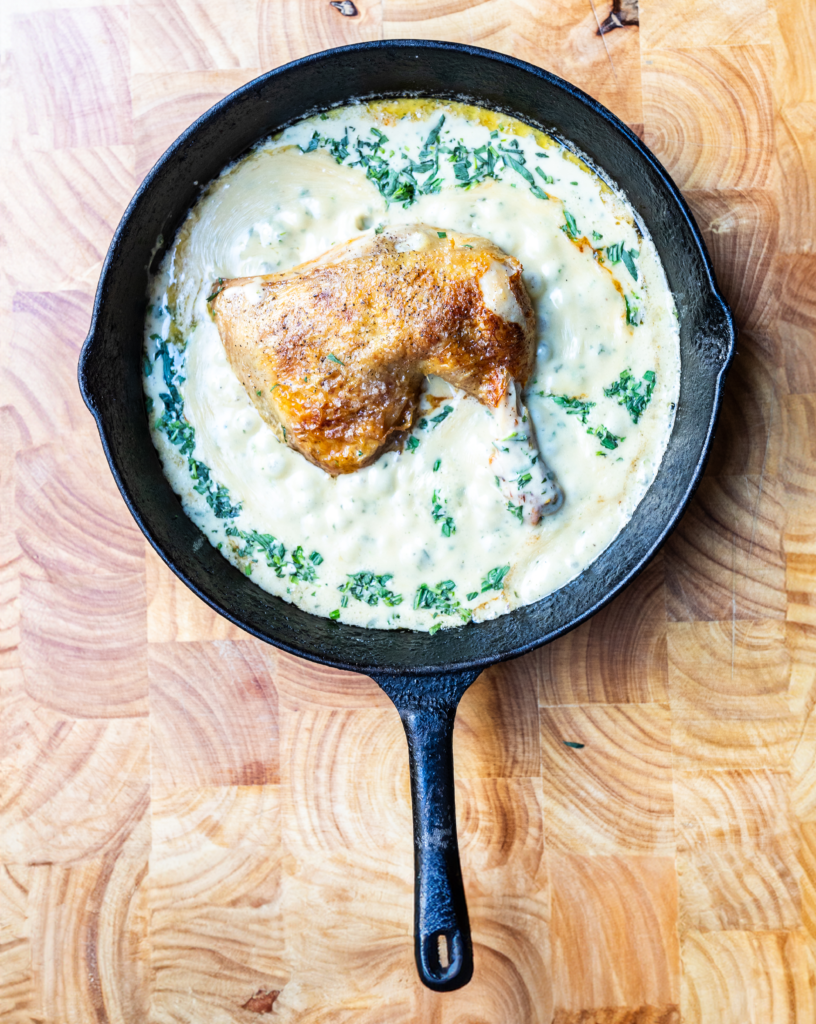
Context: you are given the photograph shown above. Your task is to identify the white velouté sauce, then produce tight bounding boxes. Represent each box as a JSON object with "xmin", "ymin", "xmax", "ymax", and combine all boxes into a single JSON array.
[{"xmin": 143, "ymin": 100, "xmax": 680, "ymax": 632}]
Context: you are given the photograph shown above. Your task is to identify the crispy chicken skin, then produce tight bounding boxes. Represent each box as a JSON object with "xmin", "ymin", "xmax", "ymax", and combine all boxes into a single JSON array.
[{"xmin": 210, "ymin": 224, "xmax": 537, "ymax": 475}]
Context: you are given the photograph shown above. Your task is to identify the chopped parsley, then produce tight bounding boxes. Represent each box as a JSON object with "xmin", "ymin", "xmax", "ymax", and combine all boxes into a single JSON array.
[
  {"xmin": 431, "ymin": 490, "xmax": 456, "ymax": 537},
  {"xmin": 329, "ymin": 609, "xmax": 341, "ymax": 620},
  {"xmin": 604, "ymin": 369, "xmax": 656, "ymax": 424},
  {"xmin": 406, "ymin": 436, "xmax": 420, "ymax": 452},
  {"xmin": 467, "ymin": 591, "xmax": 479, "ymax": 601},
  {"xmin": 339, "ymin": 571, "xmax": 402, "ymax": 608},
  {"xmin": 437, "ymin": 231, "xmax": 447, "ymax": 238},
  {"xmin": 481, "ymin": 565, "xmax": 511, "ymax": 593},
  {"xmin": 545, "ymin": 393, "xmax": 596, "ymax": 424},
  {"xmin": 433, "ymin": 459, "xmax": 441, "ymax": 472},
  {"xmin": 327, "ymin": 352, "xmax": 344, "ymax": 366},
  {"xmin": 507, "ymin": 502, "xmax": 524, "ymax": 523}
]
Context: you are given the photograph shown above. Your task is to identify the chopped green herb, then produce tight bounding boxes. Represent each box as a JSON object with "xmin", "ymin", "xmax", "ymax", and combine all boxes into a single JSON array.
[
  {"xmin": 604, "ymin": 369, "xmax": 656, "ymax": 424},
  {"xmin": 562, "ymin": 210, "xmax": 579, "ymax": 240},
  {"xmin": 414, "ymin": 580, "xmax": 468, "ymax": 621},
  {"xmin": 467, "ymin": 591, "xmax": 478, "ymax": 601},
  {"xmin": 624, "ymin": 292, "xmax": 641, "ymax": 326},
  {"xmin": 154, "ymin": 340, "xmax": 241, "ymax": 519},
  {"xmin": 605, "ymin": 243, "xmax": 639, "ymax": 280},
  {"xmin": 255, "ymin": 389, "xmax": 262, "ymax": 396},
  {"xmin": 564, "ymin": 741, "xmax": 585, "ymax": 749},
  {"xmin": 309, "ymin": 551, "xmax": 324, "ymax": 565},
  {"xmin": 327, "ymin": 352, "xmax": 344, "ymax": 366},
  {"xmin": 507, "ymin": 502, "xmax": 524, "ymax": 523},
  {"xmin": 406, "ymin": 436, "xmax": 420, "ymax": 452},
  {"xmin": 206, "ymin": 278, "xmax": 225, "ymax": 302},
  {"xmin": 437, "ymin": 231, "xmax": 447, "ymax": 238},
  {"xmin": 329, "ymin": 609, "xmax": 340, "ymax": 620},
  {"xmin": 374, "ymin": 223, "xmax": 385, "ymax": 234},
  {"xmin": 430, "ymin": 405, "xmax": 454, "ymax": 427},
  {"xmin": 620, "ymin": 247, "xmax": 639, "ymax": 281},
  {"xmin": 481, "ymin": 565, "xmax": 511, "ymax": 593},
  {"xmin": 535, "ymin": 167, "xmax": 554, "ymax": 185},
  {"xmin": 429, "ymin": 622, "xmax": 444, "ymax": 635},
  {"xmin": 589, "ymin": 424, "xmax": 624, "ymax": 450},
  {"xmin": 545, "ymin": 393, "xmax": 596, "ymax": 424},
  {"xmin": 592, "ymin": 230, "xmax": 603, "ymax": 241},
  {"xmin": 431, "ymin": 490, "xmax": 456, "ymax": 537},
  {"xmin": 339, "ymin": 571, "xmax": 402, "ymax": 608},
  {"xmin": 517, "ymin": 472, "xmax": 532, "ymax": 486}
]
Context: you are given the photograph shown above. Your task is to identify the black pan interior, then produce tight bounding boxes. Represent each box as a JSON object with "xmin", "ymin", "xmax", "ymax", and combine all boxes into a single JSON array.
[{"xmin": 79, "ymin": 40, "xmax": 735, "ymax": 677}]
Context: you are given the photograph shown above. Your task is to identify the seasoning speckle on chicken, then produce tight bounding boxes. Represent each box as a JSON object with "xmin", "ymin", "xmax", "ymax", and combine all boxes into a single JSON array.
[{"xmin": 210, "ymin": 224, "xmax": 561, "ymax": 522}]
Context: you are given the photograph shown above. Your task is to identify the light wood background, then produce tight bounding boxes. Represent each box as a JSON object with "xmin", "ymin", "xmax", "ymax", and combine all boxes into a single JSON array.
[{"xmin": 1, "ymin": 1, "xmax": 815, "ymax": 1021}]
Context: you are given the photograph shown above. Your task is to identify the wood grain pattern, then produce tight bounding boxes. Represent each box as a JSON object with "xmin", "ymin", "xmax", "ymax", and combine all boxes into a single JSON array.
[{"xmin": 2, "ymin": 1, "xmax": 816, "ymax": 1020}]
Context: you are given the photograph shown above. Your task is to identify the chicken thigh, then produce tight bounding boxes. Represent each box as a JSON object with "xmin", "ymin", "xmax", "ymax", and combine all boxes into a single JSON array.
[{"xmin": 210, "ymin": 224, "xmax": 561, "ymax": 522}]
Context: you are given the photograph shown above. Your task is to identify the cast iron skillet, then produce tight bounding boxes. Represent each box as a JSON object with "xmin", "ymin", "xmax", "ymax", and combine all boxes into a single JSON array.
[{"xmin": 78, "ymin": 40, "xmax": 735, "ymax": 992}]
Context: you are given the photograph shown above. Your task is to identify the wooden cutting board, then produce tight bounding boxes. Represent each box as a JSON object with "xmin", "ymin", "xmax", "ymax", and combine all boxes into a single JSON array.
[{"xmin": 1, "ymin": 1, "xmax": 815, "ymax": 1021}]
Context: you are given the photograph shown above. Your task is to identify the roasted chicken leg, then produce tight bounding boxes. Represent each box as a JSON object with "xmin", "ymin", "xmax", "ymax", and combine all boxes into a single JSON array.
[{"xmin": 210, "ymin": 224, "xmax": 561, "ymax": 521}]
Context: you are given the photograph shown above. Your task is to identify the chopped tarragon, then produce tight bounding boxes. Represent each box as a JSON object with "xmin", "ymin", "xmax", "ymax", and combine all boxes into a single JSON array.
[
  {"xmin": 604, "ymin": 369, "xmax": 656, "ymax": 424},
  {"xmin": 480, "ymin": 565, "xmax": 511, "ymax": 593},
  {"xmin": 605, "ymin": 243, "xmax": 639, "ymax": 281},
  {"xmin": 414, "ymin": 580, "xmax": 471, "ymax": 623},
  {"xmin": 338, "ymin": 571, "xmax": 402, "ymax": 608},
  {"xmin": 589, "ymin": 424, "xmax": 624, "ymax": 451},
  {"xmin": 561, "ymin": 210, "xmax": 579, "ymax": 240},
  {"xmin": 153, "ymin": 339, "xmax": 241, "ymax": 519},
  {"xmin": 431, "ymin": 490, "xmax": 456, "ymax": 538},
  {"xmin": 430, "ymin": 405, "xmax": 454, "ymax": 427},
  {"xmin": 544, "ymin": 393, "xmax": 596, "ymax": 425}
]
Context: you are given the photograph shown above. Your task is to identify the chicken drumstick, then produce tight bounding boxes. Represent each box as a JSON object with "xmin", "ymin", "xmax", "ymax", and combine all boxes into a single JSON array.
[{"xmin": 210, "ymin": 224, "xmax": 561, "ymax": 523}]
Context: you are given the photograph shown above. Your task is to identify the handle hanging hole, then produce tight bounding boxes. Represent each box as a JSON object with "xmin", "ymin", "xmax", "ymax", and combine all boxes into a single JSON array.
[{"xmin": 437, "ymin": 932, "xmax": 449, "ymax": 969}]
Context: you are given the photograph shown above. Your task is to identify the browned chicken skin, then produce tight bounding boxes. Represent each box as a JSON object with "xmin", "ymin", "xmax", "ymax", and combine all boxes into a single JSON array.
[{"xmin": 210, "ymin": 225, "xmax": 536, "ymax": 475}]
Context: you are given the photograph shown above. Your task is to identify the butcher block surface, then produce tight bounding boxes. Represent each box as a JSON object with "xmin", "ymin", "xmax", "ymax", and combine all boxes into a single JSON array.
[{"xmin": 1, "ymin": 1, "xmax": 815, "ymax": 1021}]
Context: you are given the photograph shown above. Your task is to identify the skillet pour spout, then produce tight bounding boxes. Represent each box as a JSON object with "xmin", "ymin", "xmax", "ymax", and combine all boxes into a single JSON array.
[{"xmin": 78, "ymin": 40, "xmax": 735, "ymax": 991}]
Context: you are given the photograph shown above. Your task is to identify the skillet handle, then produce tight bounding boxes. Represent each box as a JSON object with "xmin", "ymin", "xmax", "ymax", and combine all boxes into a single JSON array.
[{"xmin": 370, "ymin": 670, "xmax": 479, "ymax": 992}]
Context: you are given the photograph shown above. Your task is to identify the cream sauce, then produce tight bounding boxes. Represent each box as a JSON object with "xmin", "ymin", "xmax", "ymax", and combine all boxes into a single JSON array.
[{"xmin": 143, "ymin": 100, "xmax": 680, "ymax": 632}]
